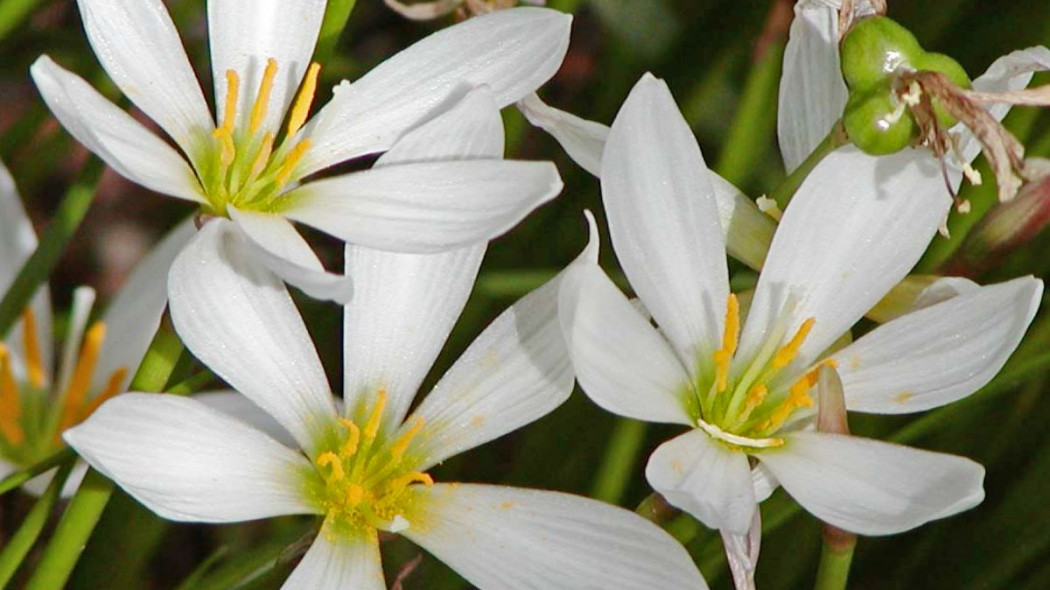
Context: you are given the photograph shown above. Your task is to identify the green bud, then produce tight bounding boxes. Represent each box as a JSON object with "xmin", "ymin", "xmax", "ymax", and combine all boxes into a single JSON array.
[
  {"xmin": 841, "ymin": 16, "xmax": 923, "ymax": 90},
  {"xmin": 843, "ymin": 80, "xmax": 916, "ymax": 155}
]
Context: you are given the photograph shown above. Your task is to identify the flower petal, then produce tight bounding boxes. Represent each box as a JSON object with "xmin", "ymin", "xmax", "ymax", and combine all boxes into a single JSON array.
[
  {"xmin": 282, "ymin": 530, "xmax": 385, "ymax": 590},
  {"xmin": 75, "ymin": 0, "xmax": 213, "ymax": 155},
  {"xmin": 738, "ymin": 147, "xmax": 951, "ymax": 370},
  {"xmin": 403, "ymin": 483, "xmax": 709, "ymax": 590},
  {"xmin": 31, "ymin": 57, "xmax": 205, "ymax": 203},
  {"xmin": 343, "ymin": 86, "xmax": 503, "ymax": 430},
  {"xmin": 645, "ymin": 429, "xmax": 757, "ymax": 535},
  {"xmin": 298, "ymin": 7, "xmax": 571, "ymax": 175},
  {"xmin": 517, "ymin": 93, "xmax": 610, "ymax": 177},
  {"xmin": 208, "ymin": 0, "xmax": 326, "ymax": 136},
  {"xmin": 758, "ymin": 431, "xmax": 985, "ymax": 535},
  {"xmin": 229, "ymin": 207, "xmax": 354, "ymax": 304},
  {"xmin": 405, "ymin": 216, "xmax": 598, "ymax": 469},
  {"xmin": 958, "ymin": 47, "xmax": 1050, "ymax": 163},
  {"xmin": 92, "ymin": 219, "xmax": 196, "ymax": 394},
  {"xmin": 195, "ymin": 390, "xmax": 296, "ymax": 448},
  {"xmin": 0, "ymin": 159, "xmax": 53, "ymax": 385},
  {"xmin": 280, "ymin": 160, "xmax": 561, "ymax": 253},
  {"xmin": 602, "ymin": 73, "xmax": 729, "ymax": 368},
  {"xmin": 833, "ymin": 277, "xmax": 1042, "ymax": 414},
  {"xmin": 777, "ymin": 1, "xmax": 849, "ymax": 173},
  {"xmin": 559, "ymin": 261, "xmax": 695, "ymax": 426},
  {"xmin": 64, "ymin": 393, "xmax": 317, "ymax": 522},
  {"xmin": 168, "ymin": 219, "xmax": 337, "ymax": 454}
]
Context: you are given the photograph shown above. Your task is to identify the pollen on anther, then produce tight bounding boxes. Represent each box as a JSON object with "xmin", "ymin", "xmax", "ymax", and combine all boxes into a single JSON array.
[
  {"xmin": 250, "ymin": 58, "xmax": 278, "ymax": 134},
  {"xmin": 772, "ymin": 318, "xmax": 815, "ymax": 369}
]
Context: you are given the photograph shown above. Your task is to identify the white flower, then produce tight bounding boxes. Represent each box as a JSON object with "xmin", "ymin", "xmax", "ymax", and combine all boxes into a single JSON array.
[
  {"xmin": 63, "ymin": 93, "xmax": 709, "ymax": 590},
  {"xmin": 558, "ymin": 74, "xmax": 1043, "ymax": 540},
  {"xmin": 32, "ymin": 0, "xmax": 573, "ymax": 302},
  {"xmin": 0, "ymin": 158, "xmax": 194, "ymax": 496}
]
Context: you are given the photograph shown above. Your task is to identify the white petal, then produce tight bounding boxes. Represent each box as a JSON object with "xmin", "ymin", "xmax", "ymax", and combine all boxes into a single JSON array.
[
  {"xmin": 406, "ymin": 231, "xmax": 591, "ymax": 469},
  {"xmin": 208, "ymin": 0, "xmax": 326, "ymax": 136},
  {"xmin": 64, "ymin": 394, "xmax": 317, "ymax": 522},
  {"xmin": 738, "ymin": 147, "xmax": 951, "ymax": 370},
  {"xmin": 710, "ymin": 173, "xmax": 777, "ymax": 271},
  {"xmin": 91, "ymin": 219, "xmax": 196, "ymax": 394},
  {"xmin": 517, "ymin": 93, "xmax": 609, "ymax": 177},
  {"xmin": 195, "ymin": 390, "xmax": 296, "ymax": 448},
  {"xmin": 299, "ymin": 7, "xmax": 571, "ymax": 175},
  {"xmin": 75, "ymin": 0, "xmax": 213, "ymax": 155},
  {"xmin": 833, "ymin": 277, "xmax": 1042, "ymax": 413},
  {"xmin": 958, "ymin": 47, "xmax": 1050, "ymax": 163},
  {"xmin": 229, "ymin": 207, "xmax": 354, "ymax": 304},
  {"xmin": 280, "ymin": 160, "xmax": 561, "ymax": 253},
  {"xmin": 282, "ymin": 530, "xmax": 384, "ymax": 590},
  {"xmin": 31, "ymin": 57, "xmax": 205, "ymax": 203},
  {"xmin": 343, "ymin": 86, "xmax": 503, "ymax": 430},
  {"xmin": 602, "ymin": 73, "xmax": 729, "ymax": 368},
  {"xmin": 777, "ymin": 1, "xmax": 848, "ymax": 172},
  {"xmin": 168, "ymin": 219, "xmax": 337, "ymax": 453},
  {"xmin": 752, "ymin": 463, "xmax": 779, "ymax": 503},
  {"xmin": 383, "ymin": 0, "xmax": 460, "ymax": 21},
  {"xmin": 0, "ymin": 159, "xmax": 53, "ymax": 385},
  {"xmin": 645, "ymin": 429, "xmax": 757, "ymax": 535},
  {"xmin": 404, "ymin": 484, "xmax": 709, "ymax": 590},
  {"xmin": 910, "ymin": 276, "xmax": 980, "ymax": 312},
  {"xmin": 559, "ymin": 261, "xmax": 695, "ymax": 425},
  {"xmin": 758, "ymin": 431, "xmax": 985, "ymax": 535}
]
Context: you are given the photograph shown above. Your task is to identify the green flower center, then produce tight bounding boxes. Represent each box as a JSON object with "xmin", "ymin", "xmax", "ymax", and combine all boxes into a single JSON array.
[{"xmin": 193, "ymin": 58, "xmax": 320, "ymax": 217}]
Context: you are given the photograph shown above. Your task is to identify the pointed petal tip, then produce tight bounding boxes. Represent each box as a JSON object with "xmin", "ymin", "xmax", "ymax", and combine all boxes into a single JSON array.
[{"xmin": 581, "ymin": 209, "xmax": 600, "ymax": 262}]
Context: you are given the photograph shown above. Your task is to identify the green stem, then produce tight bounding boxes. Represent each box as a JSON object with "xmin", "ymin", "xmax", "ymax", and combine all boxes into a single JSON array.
[
  {"xmin": 0, "ymin": 462, "xmax": 73, "ymax": 587},
  {"xmin": 315, "ymin": 0, "xmax": 358, "ymax": 64},
  {"xmin": 23, "ymin": 324, "xmax": 184, "ymax": 590},
  {"xmin": 0, "ymin": 159, "xmax": 102, "ymax": 341},
  {"xmin": 813, "ymin": 532, "xmax": 856, "ymax": 590},
  {"xmin": 770, "ymin": 122, "xmax": 849, "ymax": 209},
  {"xmin": 0, "ymin": 447, "xmax": 75, "ymax": 496},
  {"xmin": 591, "ymin": 418, "xmax": 648, "ymax": 504},
  {"xmin": 165, "ymin": 371, "xmax": 216, "ymax": 396}
]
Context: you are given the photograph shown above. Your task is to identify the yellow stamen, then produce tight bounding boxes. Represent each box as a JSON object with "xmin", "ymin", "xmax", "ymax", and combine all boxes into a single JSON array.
[
  {"xmin": 772, "ymin": 317, "xmax": 815, "ymax": 370},
  {"xmin": 275, "ymin": 140, "xmax": 311, "ymax": 188},
  {"xmin": 713, "ymin": 294, "xmax": 740, "ymax": 393},
  {"xmin": 22, "ymin": 307, "xmax": 45, "ymax": 388},
  {"xmin": 78, "ymin": 367, "xmax": 127, "ymax": 422},
  {"xmin": 317, "ymin": 451, "xmax": 346, "ymax": 481},
  {"xmin": 345, "ymin": 483, "xmax": 366, "ymax": 507},
  {"xmin": 338, "ymin": 418, "xmax": 361, "ymax": 459},
  {"xmin": 250, "ymin": 58, "xmax": 278, "ymax": 134},
  {"xmin": 250, "ymin": 133, "xmax": 276, "ymax": 179},
  {"xmin": 59, "ymin": 322, "xmax": 106, "ymax": 432},
  {"xmin": 286, "ymin": 63, "xmax": 321, "ymax": 138},
  {"xmin": 216, "ymin": 70, "xmax": 240, "ymax": 138},
  {"xmin": 389, "ymin": 471, "xmax": 434, "ymax": 493},
  {"xmin": 744, "ymin": 384, "xmax": 768, "ymax": 412},
  {"xmin": 0, "ymin": 345, "xmax": 25, "ymax": 445},
  {"xmin": 364, "ymin": 389, "xmax": 387, "ymax": 441},
  {"xmin": 760, "ymin": 372, "xmax": 818, "ymax": 434},
  {"xmin": 390, "ymin": 417, "xmax": 426, "ymax": 461}
]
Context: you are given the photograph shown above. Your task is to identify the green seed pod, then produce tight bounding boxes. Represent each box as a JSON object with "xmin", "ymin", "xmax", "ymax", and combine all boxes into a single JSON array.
[
  {"xmin": 841, "ymin": 16, "xmax": 924, "ymax": 90},
  {"xmin": 915, "ymin": 52, "xmax": 971, "ymax": 128},
  {"xmin": 843, "ymin": 81, "xmax": 916, "ymax": 155}
]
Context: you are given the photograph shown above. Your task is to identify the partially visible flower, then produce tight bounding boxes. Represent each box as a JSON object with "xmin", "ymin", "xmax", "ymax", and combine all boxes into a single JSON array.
[
  {"xmin": 558, "ymin": 74, "xmax": 1042, "ymax": 576},
  {"xmin": 385, "ymin": 0, "xmax": 545, "ymax": 21},
  {"xmin": 0, "ymin": 158, "xmax": 193, "ymax": 495},
  {"xmin": 32, "ymin": 0, "xmax": 572, "ymax": 302},
  {"xmin": 65, "ymin": 89, "xmax": 709, "ymax": 590}
]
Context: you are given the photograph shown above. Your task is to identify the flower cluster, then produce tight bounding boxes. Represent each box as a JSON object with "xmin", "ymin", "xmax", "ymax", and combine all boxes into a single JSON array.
[{"xmin": 1, "ymin": 0, "xmax": 1047, "ymax": 588}]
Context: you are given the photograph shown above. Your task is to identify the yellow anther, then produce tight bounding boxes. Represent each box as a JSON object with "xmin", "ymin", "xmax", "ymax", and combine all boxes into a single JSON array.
[
  {"xmin": 390, "ymin": 417, "xmax": 426, "ymax": 461},
  {"xmin": 216, "ymin": 70, "xmax": 240, "ymax": 138},
  {"xmin": 22, "ymin": 307, "xmax": 45, "ymax": 388},
  {"xmin": 275, "ymin": 140, "xmax": 311, "ymax": 188},
  {"xmin": 338, "ymin": 418, "xmax": 361, "ymax": 459},
  {"xmin": 345, "ymin": 483, "xmax": 366, "ymax": 508},
  {"xmin": 249, "ymin": 133, "xmax": 276, "ymax": 179},
  {"xmin": 772, "ymin": 318, "xmax": 815, "ymax": 370},
  {"xmin": 79, "ymin": 367, "xmax": 128, "ymax": 422},
  {"xmin": 59, "ymin": 322, "xmax": 106, "ymax": 432},
  {"xmin": 745, "ymin": 384, "xmax": 768, "ymax": 411},
  {"xmin": 317, "ymin": 451, "xmax": 346, "ymax": 481},
  {"xmin": 286, "ymin": 63, "xmax": 321, "ymax": 138},
  {"xmin": 0, "ymin": 345, "xmax": 25, "ymax": 445},
  {"xmin": 713, "ymin": 294, "xmax": 740, "ymax": 393},
  {"xmin": 389, "ymin": 471, "xmax": 433, "ymax": 493},
  {"xmin": 761, "ymin": 376, "xmax": 816, "ymax": 434},
  {"xmin": 250, "ymin": 58, "xmax": 278, "ymax": 134},
  {"xmin": 363, "ymin": 389, "xmax": 387, "ymax": 441}
]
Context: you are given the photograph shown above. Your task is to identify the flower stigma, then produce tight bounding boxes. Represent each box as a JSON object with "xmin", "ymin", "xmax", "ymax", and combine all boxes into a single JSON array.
[
  {"xmin": 694, "ymin": 294, "xmax": 837, "ymax": 449},
  {"xmin": 310, "ymin": 389, "xmax": 433, "ymax": 538},
  {"xmin": 195, "ymin": 58, "xmax": 321, "ymax": 216}
]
